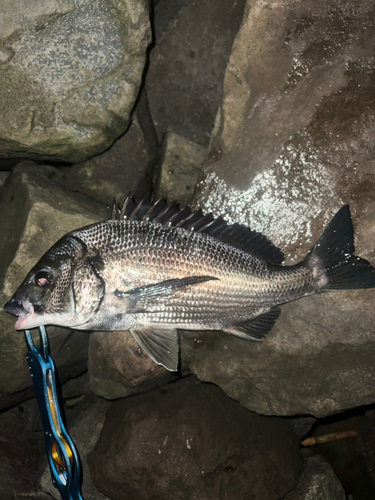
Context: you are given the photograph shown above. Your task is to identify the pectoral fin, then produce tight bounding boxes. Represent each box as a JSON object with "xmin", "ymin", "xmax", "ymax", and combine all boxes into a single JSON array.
[
  {"xmin": 224, "ymin": 307, "xmax": 281, "ymax": 341},
  {"xmin": 115, "ymin": 276, "xmax": 218, "ymax": 314},
  {"xmin": 130, "ymin": 328, "xmax": 180, "ymax": 371}
]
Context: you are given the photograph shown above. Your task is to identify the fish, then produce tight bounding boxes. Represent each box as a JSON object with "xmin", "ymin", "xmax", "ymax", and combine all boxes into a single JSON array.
[{"xmin": 4, "ymin": 197, "xmax": 375, "ymax": 371}]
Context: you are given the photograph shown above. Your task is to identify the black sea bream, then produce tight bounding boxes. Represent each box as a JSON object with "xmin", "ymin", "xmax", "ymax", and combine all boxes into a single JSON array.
[{"xmin": 4, "ymin": 198, "xmax": 375, "ymax": 370}]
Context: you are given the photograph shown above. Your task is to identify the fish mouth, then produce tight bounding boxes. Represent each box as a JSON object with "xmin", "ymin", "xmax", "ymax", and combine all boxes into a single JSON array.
[{"xmin": 4, "ymin": 299, "xmax": 36, "ymax": 330}]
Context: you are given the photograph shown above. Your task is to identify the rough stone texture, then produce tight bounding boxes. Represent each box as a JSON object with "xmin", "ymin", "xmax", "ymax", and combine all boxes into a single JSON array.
[
  {"xmin": 155, "ymin": 131, "xmax": 207, "ymax": 206},
  {"xmin": 89, "ymin": 330, "xmax": 174, "ymax": 399},
  {"xmin": 0, "ymin": 162, "xmax": 106, "ymax": 402},
  {"xmin": 0, "ymin": 0, "xmax": 151, "ymax": 162},
  {"xmin": 88, "ymin": 376, "xmax": 302, "ymax": 500},
  {"xmin": 194, "ymin": 0, "xmax": 375, "ymax": 261},
  {"xmin": 187, "ymin": 0, "xmax": 375, "ymax": 417},
  {"xmin": 65, "ymin": 88, "xmax": 159, "ymax": 204},
  {"xmin": 146, "ymin": 0, "xmax": 246, "ymax": 146},
  {"xmin": 284, "ymin": 452, "xmax": 346, "ymax": 500},
  {"xmin": 41, "ymin": 392, "xmax": 111, "ymax": 499}
]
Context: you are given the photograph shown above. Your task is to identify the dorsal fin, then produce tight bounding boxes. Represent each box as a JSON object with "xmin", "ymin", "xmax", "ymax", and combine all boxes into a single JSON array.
[{"xmin": 109, "ymin": 196, "xmax": 284, "ymax": 264}]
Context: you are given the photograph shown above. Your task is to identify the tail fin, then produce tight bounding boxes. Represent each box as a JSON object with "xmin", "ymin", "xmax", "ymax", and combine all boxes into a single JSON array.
[{"xmin": 307, "ymin": 205, "xmax": 375, "ymax": 291}]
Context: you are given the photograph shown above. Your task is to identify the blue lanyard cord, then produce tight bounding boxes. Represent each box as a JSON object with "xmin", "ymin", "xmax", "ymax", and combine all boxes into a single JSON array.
[{"xmin": 24, "ymin": 327, "xmax": 83, "ymax": 500}]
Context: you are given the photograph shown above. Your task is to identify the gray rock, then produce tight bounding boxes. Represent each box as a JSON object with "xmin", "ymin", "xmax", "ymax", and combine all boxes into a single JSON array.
[
  {"xmin": 88, "ymin": 376, "xmax": 302, "ymax": 500},
  {"xmin": 187, "ymin": 0, "xmax": 375, "ymax": 417},
  {"xmin": 66, "ymin": 88, "xmax": 159, "ymax": 204},
  {"xmin": 88, "ymin": 330, "xmax": 174, "ymax": 399},
  {"xmin": 0, "ymin": 162, "xmax": 105, "ymax": 402},
  {"xmin": 155, "ymin": 131, "xmax": 207, "ymax": 206},
  {"xmin": 284, "ymin": 452, "xmax": 346, "ymax": 500},
  {"xmin": 146, "ymin": 0, "xmax": 246, "ymax": 146},
  {"xmin": 0, "ymin": 0, "xmax": 151, "ymax": 162}
]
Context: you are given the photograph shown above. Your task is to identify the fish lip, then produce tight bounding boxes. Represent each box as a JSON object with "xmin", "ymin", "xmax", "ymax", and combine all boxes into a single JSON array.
[
  {"xmin": 4, "ymin": 299, "xmax": 35, "ymax": 330},
  {"xmin": 4, "ymin": 298, "xmax": 28, "ymax": 317}
]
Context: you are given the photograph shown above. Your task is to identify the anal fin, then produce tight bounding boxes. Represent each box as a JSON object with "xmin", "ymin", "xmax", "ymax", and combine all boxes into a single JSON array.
[
  {"xmin": 224, "ymin": 307, "xmax": 281, "ymax": 341},
  {"xmin": 130, "ymin": 328, "xmax": 179, "ymax": 371}
]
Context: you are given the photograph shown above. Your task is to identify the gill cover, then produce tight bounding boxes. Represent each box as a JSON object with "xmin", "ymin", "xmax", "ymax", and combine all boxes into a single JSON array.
[{"xmin": 71, "ymin": 254, "xmax": 105, "ymax": 325}]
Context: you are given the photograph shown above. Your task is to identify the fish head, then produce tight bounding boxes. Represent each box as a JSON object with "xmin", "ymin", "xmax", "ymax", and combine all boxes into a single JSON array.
[{"xmin": 4, "ymin": 234, "xmax": 105, "ymax": 330}]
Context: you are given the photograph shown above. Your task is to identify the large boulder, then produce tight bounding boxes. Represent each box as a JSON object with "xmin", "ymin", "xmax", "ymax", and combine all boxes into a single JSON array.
[
  {"xmin": 0, "ymin": 162, "xmax": 105, "ymax": 405},
  {"xmin": 0, "ymin": 0, "xmax": 151, "ymax": 162},
  {"xmin": 88, "ymin": 376, "xmax": 302, "ymax": 500},
  {"xmin": 188, "ymin": 0, "xmax": 375, "ymax": 417}
]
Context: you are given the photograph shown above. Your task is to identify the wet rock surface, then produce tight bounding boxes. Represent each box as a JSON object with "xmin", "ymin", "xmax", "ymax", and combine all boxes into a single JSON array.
[
  {"xmin": 0, "ymin": 0, "xmax": 151, "ymax": 162},
  {"xmin": 188, "ymin": 0, "xmax": 375, "ymax": 417},
  {"xmin": 0, "ymin": 162, "xmax": 105, "ymax": 402},
  {"xmin": 194, "ymin": 0, "xmax": 375, "ymax": 260},
  {"xmin": 88, "ymin": 376, "xmax": 302, "ymax": 500}
]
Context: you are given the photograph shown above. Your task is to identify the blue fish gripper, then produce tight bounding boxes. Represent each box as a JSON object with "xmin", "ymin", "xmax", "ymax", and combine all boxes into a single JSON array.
[{"xmin": 24, "ymin": 326, "xmax": 83, "ymax": 500}]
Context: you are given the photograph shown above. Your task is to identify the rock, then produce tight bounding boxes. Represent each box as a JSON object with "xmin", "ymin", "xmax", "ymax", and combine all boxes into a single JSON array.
[
  {"xmin": 0, "ymin": 0, "xmax": 151, "ymax": 162},
  {"xmin": 284, "ymin": 452, "xmax": 346, "ymax": 500},
  {"xmin": 66, "ymin": 88, "xmax": 160, "ymax": 204},
  {"xmin": 0, "ymin": 171, "xmax": 9, "ymax": 188},
  {"xmin": 88, "ymin": 331, "xmax": 174, "ymax": 399},
  {"xmin": 0, "ymin": 162, "xmax": 106, "ymax": 403},
  {"xmin": 88, "ymin": 376, "xmax": 302, "ymax": 500},
  {"xmin": 155, "ymin": 131, "xmax": 207, "ymax": 206},
  {"xmin": 0, "ymin": 401, "xmax": 50, "ymax": 499},
  {"xmin": 194, "ymin": 0, "xmax": 375, "ymax": 261},
  {"xmin": 41, "ymin": 392, "xmax": 111, "ymax": 499},
  {"xmin": 187, "ymin": 0, "xmax": 375, "ymax": 417},
  {"xmin": 287, "ymin": 416, "xmax": 317, "ymax": 441},
  {"xmin": 146, "ymin": 0, "xmax": 246, "ymax": 146}
]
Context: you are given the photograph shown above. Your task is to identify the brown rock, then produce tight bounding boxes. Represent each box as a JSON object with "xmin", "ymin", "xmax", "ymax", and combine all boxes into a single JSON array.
[{"xmin": 88, "ymin": 376, "xmax": 302, "ymax": 500}]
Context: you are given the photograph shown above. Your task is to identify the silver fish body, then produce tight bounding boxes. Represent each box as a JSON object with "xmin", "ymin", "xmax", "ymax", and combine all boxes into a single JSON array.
[{"xmin": 4, "ymin": 200, "xmax": 375, "ymax": 370}]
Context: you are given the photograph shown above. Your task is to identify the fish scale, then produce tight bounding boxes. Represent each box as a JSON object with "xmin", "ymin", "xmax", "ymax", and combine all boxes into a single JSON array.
[{"xmin": 4, "ymin": 200, "xmax": 375, "ymax": 371}]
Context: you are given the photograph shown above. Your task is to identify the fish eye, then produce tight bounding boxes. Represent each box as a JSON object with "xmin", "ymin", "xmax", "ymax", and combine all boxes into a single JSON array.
[{"xmin": 35, "ymin": 270, "xmax": 53, "ymax": 287}]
